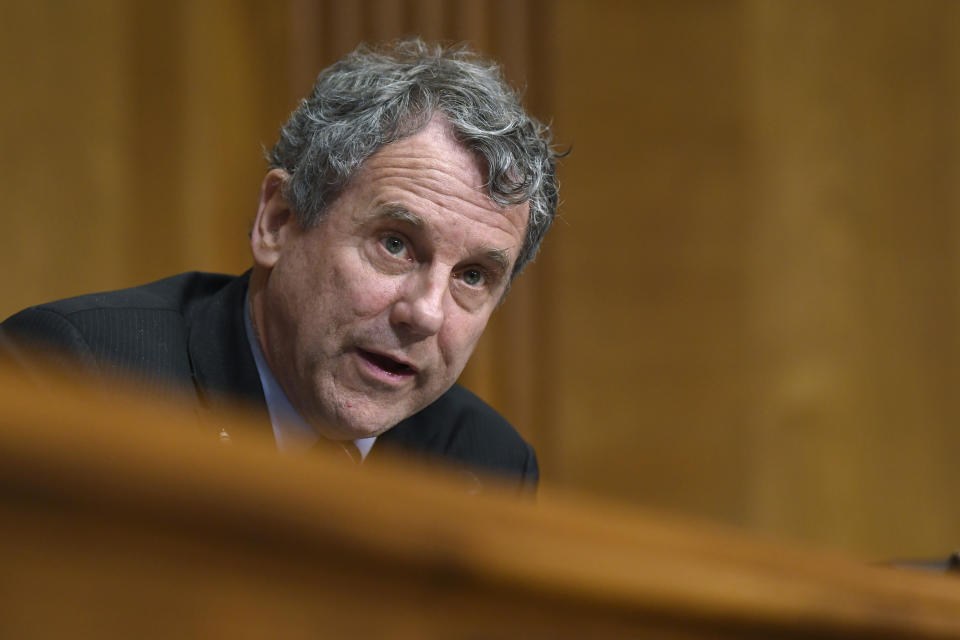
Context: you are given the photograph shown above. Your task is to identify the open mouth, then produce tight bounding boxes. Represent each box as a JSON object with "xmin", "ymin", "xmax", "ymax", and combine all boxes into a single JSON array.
[{"xmin": 357, "ymin": 349, "xmax": 416, "ymax": 376}]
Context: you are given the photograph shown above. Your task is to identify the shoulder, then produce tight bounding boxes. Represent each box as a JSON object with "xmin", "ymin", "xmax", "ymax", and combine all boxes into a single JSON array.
[
  {"xmin": 2, "ymin": 272, "xmax": 235, "ymax": 346},
  {"xmin": 374, "ymin": 384, "xmax": 539, "ymax": 491},
  {"xmin": 8, "ymin": 271, "xmax": 237, "ymax": 318},
  {"xmin": 0, "ymin": 272, "xmax": 240, "ymax": 385}
]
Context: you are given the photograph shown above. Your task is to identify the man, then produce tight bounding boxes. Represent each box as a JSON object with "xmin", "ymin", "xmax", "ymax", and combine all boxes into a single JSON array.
[{"xmin": 0, "ymin": 39, "xmax": 558, "ymax": 491}]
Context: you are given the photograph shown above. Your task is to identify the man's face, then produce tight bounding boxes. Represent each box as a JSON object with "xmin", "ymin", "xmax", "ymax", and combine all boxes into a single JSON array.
[{"xmin": 251, "ymin": 117, "xmax": 529, "ymax": 440}]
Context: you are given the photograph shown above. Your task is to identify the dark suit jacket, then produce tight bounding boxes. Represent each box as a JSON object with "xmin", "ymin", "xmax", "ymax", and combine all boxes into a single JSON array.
[{"xmin": 1, "ymin": 272, "xmax": 538, "ymax": 490}]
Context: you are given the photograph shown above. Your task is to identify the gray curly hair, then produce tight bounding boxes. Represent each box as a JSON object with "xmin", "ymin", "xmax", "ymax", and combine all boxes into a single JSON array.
[{"xmin": 266, "ymin": 38, "xmax": 559, "ymax": 280}]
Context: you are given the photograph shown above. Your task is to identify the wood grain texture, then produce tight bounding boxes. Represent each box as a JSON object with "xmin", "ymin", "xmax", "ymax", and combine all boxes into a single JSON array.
[
  {"xmin": 550, "ymin": 0, "xmax": 754, "ymax": 524},
  {"xmin": 745, "ymin": 0, "xmax": 960, "ymax": 558},
  {"xmin": 548, "ymin": 0, "xmax": 960, "ymax": 559},
  {"xmin": 3, "ymin": 360, "xmax": 960, "ymax": 639}
]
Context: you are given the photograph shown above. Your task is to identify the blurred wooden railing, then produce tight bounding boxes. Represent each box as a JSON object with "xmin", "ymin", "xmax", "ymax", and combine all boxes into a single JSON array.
[{"xmin": 1, "ymin": 359, "xmax": 960, "ymax": 639}]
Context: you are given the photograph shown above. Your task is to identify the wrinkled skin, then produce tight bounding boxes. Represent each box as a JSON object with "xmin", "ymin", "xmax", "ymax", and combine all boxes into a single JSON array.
[{"xmin": 248, "ymin": 117, "xmax": 529, "ymax": 440}]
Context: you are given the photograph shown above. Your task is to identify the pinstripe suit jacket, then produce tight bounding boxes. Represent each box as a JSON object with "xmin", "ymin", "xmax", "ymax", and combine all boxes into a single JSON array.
[{"xmin": 1, "ymin": 271, "xmax": 538, "ymax": 490}]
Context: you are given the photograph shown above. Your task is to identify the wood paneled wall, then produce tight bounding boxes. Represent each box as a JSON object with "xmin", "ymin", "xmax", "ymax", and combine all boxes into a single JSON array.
[
  {"xmin": 746, "ymin": 0, "xmax": 960, "ymax": 556},
  {"xmin": 3, "ymin": 0, "xmax": 960, "ymax": 559},
  {"xmin": 549, "ymin": 0, "xmax": 960, "ymax": 558},
  {"xmin": 549, "ymin": 0, "xmax": 755, "ymax": 530}
]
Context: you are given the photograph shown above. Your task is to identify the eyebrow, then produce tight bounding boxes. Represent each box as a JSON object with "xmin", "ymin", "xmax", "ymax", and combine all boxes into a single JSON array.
[
  {"xmin": 375, "ymin": 203, "xmax": 424, "ymax": 228},
  {"xmin": 482, "ymin": 247, "xmax": 511, "ymax": 277}
]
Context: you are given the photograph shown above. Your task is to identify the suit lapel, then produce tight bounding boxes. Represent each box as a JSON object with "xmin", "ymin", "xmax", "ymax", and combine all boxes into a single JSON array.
[{"xmin": 186, "ymin": 271, "xmax": 272, "ymax": 439}]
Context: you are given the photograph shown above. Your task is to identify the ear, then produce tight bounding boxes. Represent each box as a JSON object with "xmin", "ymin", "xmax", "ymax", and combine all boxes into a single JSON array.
[{"xmin": 251, "ymin": 168, "xmax": 296, "ymax": 269}]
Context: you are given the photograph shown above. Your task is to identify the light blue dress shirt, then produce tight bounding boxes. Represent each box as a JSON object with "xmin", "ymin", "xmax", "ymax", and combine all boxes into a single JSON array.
[{"xmin": 243, "ymin": 292, "xmax": 376, "ymax": 459}]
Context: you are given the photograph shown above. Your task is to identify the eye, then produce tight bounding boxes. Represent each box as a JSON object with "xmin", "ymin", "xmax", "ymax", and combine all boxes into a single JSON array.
[
  {"xmin": 381, "ymin": 235, "xmax": 408, "ymax": 257},
  {"xmin": 460, "ymin": 268, "xmax": 486, "ymax": 287}
]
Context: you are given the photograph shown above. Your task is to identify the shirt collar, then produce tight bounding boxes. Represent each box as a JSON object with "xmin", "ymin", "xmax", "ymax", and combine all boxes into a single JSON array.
[{"xmin": 243, "ymin": 290, "xmax": 376, "ymax": 459}]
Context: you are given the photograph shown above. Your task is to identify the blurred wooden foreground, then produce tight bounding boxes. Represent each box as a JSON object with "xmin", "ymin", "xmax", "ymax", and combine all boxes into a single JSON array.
[{"xmin": 1, "ymin": 360, "xmax": 960, "ymax": 639}]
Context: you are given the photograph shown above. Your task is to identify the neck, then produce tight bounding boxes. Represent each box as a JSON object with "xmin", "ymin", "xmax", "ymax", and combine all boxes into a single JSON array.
[{"xmin": 246, "ymin": 266, "xmax": 270, "ymax": 356}]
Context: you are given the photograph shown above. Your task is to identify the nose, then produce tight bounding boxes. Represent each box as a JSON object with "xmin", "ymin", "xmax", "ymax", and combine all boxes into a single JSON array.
[{"xmin": 389, "ymin": 268, "xmax": 446, "ymax": 338}]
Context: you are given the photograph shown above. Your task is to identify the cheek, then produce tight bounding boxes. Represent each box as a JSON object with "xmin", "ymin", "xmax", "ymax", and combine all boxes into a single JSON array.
[
  {"xmin": 330, "ymin": 262, "xmax": 400, "ymax": 318},
  {"xmin": 438, "ymin": 312, "xmax": 489, "ymax": 365}
]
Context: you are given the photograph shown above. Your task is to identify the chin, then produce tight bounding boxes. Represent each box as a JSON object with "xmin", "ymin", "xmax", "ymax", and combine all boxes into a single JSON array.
[
  {"xmin": 329, "ymin": 404, "xmax": 410, "ymax": 440},
  {"xmin": 318, "ymin": 384, "xmax": 438, "ymax": 440}
]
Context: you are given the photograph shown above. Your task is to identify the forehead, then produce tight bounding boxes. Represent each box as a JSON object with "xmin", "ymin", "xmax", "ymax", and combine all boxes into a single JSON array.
[{"xmin": 344, "ymin": 118, "xmax": 529, "ymax": 244}]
